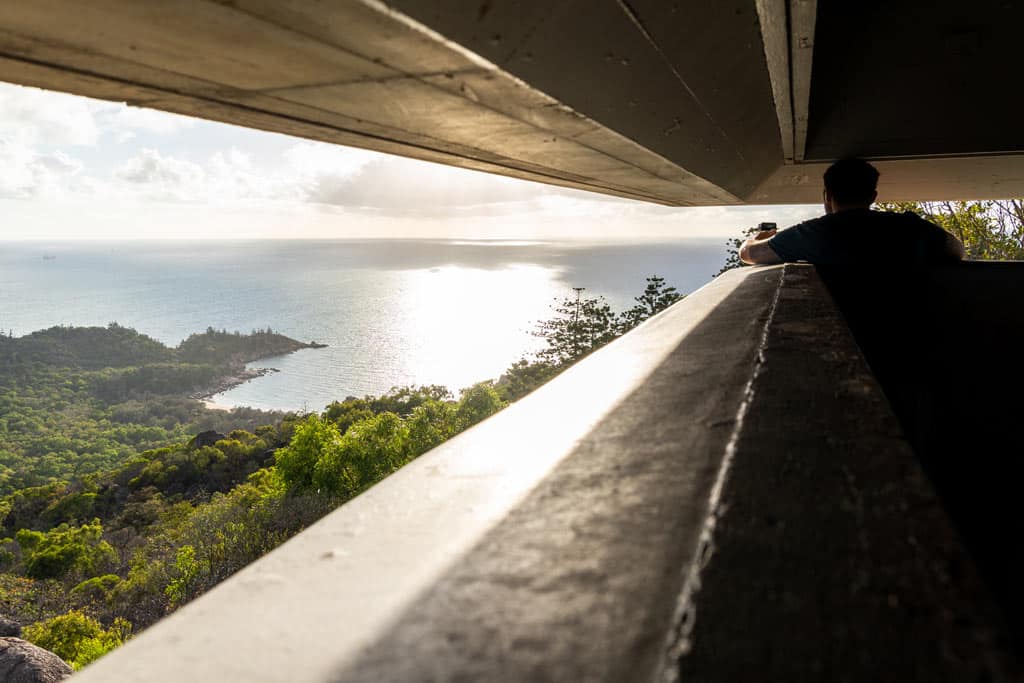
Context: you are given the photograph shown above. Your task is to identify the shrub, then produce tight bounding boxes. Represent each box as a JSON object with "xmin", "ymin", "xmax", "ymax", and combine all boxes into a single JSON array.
[
  {"xmin": 16, "ymin": 519, "xmax": 117, "ymax": 580},
  {"xmin": 23, "ymin": 610, "xmax": 131, "ymax": 669},
  {"xmin": 70, "ymin": 574, "xmax": 122, "ymax": 604}
]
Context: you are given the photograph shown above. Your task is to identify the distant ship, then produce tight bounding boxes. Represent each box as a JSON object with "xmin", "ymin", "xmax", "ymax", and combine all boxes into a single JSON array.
[{"xmin": 42, "ymin": 253, "xmax": 56, "ymax": 261}]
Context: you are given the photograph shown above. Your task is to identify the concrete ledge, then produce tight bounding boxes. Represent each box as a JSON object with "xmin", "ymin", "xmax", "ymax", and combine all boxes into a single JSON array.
[
  {"xmin": 71, "ymin": 265, "xmax": 1012, "ymax": 681},
  {"xmin": 677, "ymin": 265, "xmax": 1014, "ymax": 682}
]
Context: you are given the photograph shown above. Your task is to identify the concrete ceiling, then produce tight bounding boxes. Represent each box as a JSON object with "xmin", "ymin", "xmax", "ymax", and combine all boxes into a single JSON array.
[{"xmin": 0, "ymin": 0, "xmax": 1021, "ymax": 206}]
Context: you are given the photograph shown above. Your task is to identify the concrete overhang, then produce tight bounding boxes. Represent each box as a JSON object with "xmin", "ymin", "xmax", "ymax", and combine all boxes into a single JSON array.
[{"xmin": 0, "ymin": 1, "xmax": 1021, "ymax": 206}]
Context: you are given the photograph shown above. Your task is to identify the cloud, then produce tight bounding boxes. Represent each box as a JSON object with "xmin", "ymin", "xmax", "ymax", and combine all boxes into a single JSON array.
[
  {"xmin": 32, "ymin": 150, "xmax": 83, "ymax": 179},
  {"xmin": 283, "ymin": 142, "xmax": 382, "ymax": 178},
  {"xmin": 0, "ymin": 85, "xmax": 101, "ymax": 146},
  {"xmin": 0, "ymin": 82, "xmax": 196, "ymax": 152},
  {"xmin": 301, "ymin": 152, "xmax": 594, "ymax": 215},
  {"xmin": 0, "ymin": 140, "xmax": 85, "ymax": 198},
  {"xmin": 115, "ymin": 148, "xmax": 205, "ymax": 187},
  {"xmin": 111, "ymin": 147, "xmax": 286, "ymax": 203}
]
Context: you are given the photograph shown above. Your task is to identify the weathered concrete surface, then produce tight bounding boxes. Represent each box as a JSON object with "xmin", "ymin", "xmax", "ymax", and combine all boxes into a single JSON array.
[
  {"xmin": 807, "ymin": 1, "xmax": 1024, "ymax": 162},
  {"xmin": 0, "ymin": 2, "xmax": 1022, "ymax": 205},
  {"xmin": 822, "ymin": 261, "xmax": 1024, "ymax": 650},
  {"xmin": 71, "ymin": 265, "xmax": 1014, "ymax": 682},
  {"xmin": 676, "ymin": 265, "xmax": 1016, "ymax": 682},
  {"xmin": 389, "ymin": 0, "xmax": 783, "ymax": 197},
  {"xmin": 332, "ymin": 265, "xmax": 783, "ymax": 682}
]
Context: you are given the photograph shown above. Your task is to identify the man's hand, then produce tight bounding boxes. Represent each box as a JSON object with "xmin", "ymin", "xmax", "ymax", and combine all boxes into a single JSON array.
[{"xmin": 739, "ymin": 232, "xmax": 783, "ymax": 265}]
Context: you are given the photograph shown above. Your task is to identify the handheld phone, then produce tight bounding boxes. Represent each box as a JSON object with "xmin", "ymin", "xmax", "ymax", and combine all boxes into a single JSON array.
[{"xmin": 758, "ymin": 222, "xmax": 777, "ymax": 231}]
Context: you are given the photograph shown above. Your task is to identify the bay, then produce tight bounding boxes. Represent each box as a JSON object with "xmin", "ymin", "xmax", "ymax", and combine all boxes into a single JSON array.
[{"xmin": 0, "ymin": 239, "xmax": 729, "ymax": 411}]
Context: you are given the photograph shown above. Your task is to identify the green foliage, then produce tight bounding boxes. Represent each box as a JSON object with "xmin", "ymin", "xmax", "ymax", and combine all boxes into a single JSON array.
[
  {"xmin": 90, "ymin": 363, "xmax": 222, "ymax": 401},
  {"xmin": 0, "ymin": 500, "xmax": 11, "ymax": 528},
  {"xmin": 278, "ymin": 384, "xmax": 502, "ymax": 500},
  {"xmin": 875, "ymin": 199, "xmax": 1024, "ymax": 260},
  {"xmin": 42, "ymin": 492, "xmax": 97, "ymax": 527},
  {"xmin": 0, "ymin": 538, "xmax": 14, "ymax": 569},
  {"xmin": 494, "ymin": 360, "xmax": 560, "ymax": 403},
  {"xmin": 275, "ymin": 416, "xmax": 341, "ymax": 493},
  {"xmin": 313, "ymin": 413, "xmax": 411, "ymax": 497},
  {"xmin": 164, "ymin": 545, "xmax": 205, "ymax": 607},
  {"xmin": 71, "ymin": 574, "xmax": 122, "ymax": 604},
  {"xmin": 716, "ymin": 225, "xmax": 760, "ymax": 276},
  {"xmin": 455, "ymin": 383, "xmax": 506, "ymax": 429},
  {"xmin": 617, "ymin": 276, "xmax": 684, "ymax": 332},
  {"xmin": 324, "ymin": 386, "xmax": 455, "ymax": 436},
  {"xmin": 23, "ymin": 610, "xmax": 131, "ymax": 670},
  {"xmin": 529, "ymin": 275, "xmax": 685, "ymax": 368},
  {"xmin": 0, "ymin": 573, "xmax": 66, "ymax": 626},
  {"xmin": 406, "ymin": 400, "xmax": 458, "ymax": 454},
  {"xmin": 16, "ymin": 519, "xmax": 117, "ymax": 580},
  {"xmin": 324, "ymin": 400, "xmax": 375, "ymax": 435},
  {"xmin": 532, "ymin": 293, "xmax": 618, "ymax": 366},
  {"xmin": 177, "ymin": 327, "xmax": 317, "ymax": 365},
  {"xmin": 1, "ymin": 324, "xmax": 170, "ymax": 370}
]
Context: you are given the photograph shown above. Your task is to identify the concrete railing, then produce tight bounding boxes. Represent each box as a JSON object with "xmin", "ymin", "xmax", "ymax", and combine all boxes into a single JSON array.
[{"xmin": 73, "ymin": 265, "xmax": 1013, "ymax": 682}]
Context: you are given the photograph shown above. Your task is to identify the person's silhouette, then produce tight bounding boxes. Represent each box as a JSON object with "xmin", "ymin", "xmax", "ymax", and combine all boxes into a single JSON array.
[{"xmin": 739, "ymin": 159, "xmax": 965, "ymax": 266}]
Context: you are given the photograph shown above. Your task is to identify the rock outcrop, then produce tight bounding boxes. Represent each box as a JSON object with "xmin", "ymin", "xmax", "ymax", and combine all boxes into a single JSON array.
[
  {"xmin": 0, "ymin": 617, "xmax": 21, "ymax": 637},
  {"xmin": 0, "ymin": 638, "xmax": 72, "ymax": 682},
  {"xmin": 188, "ymin": 430, "xmax": 227, "ymax": 450}
]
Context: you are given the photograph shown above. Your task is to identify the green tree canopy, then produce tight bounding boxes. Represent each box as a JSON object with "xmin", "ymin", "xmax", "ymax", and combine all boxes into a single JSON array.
[
  {"xmin": 532, "ymin": 292, "xmax": 618, "ymax": 366},
  {"xmin": 617, "ymin": 276, "xmax": 684, "ymax": 332},
  {"xmin": 274, "ymin": 416, "xmax": 341, "ymax": 493},
  {"xmin": 313, "ymin": 412, "xmax": 411, "ymax": 497},
  {"xmin": 455, "ymin": 383, "xmax": 506, "ymax": 429}
]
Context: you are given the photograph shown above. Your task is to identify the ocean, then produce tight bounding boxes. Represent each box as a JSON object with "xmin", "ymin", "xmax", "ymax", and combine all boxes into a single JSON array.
[{"xmin": 0, "ymin": 239, "xmax": 730, "ymax": 411}]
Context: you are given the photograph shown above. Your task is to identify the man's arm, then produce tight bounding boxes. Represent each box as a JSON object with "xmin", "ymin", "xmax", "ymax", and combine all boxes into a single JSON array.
[{"xmin": 739, "ymin": 228, "xmax": 783, "ymax": 265}]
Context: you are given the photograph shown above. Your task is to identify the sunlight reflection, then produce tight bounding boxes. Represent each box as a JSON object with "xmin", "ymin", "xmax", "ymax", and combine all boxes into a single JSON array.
[{"xmin": 393, "ymin": 264, "xmax": 563, "ymax": 392}]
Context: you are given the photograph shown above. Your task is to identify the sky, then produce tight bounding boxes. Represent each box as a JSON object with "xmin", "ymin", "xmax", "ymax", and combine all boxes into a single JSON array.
[{"xmin": 0, "ymin": 81, "xmax": 820, "ymax": 241}]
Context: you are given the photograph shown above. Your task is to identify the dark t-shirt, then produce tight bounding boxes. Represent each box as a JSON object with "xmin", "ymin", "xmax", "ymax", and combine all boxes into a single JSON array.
[{"xmin": 767, "ymin": 209, "xmax": 955, "ymax": 266}]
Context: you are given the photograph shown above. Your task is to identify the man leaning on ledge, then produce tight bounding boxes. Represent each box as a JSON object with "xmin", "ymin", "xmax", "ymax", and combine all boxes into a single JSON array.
[{"xmin": 740, "ymin": 159, "xmax": 966, "ymax": 267}]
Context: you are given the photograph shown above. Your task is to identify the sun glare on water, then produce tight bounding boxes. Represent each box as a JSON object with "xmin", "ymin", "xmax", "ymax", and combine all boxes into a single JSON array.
[{"xmin": 390, "ymin": 263, "xmax": 564, "ymax": 392}]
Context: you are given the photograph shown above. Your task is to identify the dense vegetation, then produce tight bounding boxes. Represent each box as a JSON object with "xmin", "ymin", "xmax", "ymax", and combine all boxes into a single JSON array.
[{"xmin": 0, "ymin": 278, "xmax": 682, "ymax": 669}]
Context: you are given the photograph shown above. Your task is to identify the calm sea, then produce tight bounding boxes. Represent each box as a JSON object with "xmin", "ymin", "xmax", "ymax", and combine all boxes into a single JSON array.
[{"xmin": 0, "ymin": 239, "xmax": 729, "ymax": 411}]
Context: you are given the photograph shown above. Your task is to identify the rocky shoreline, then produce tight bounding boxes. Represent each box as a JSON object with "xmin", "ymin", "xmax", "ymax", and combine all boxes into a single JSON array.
[
  {"xmin": 190, "ymin": 338, "xmax": 326, "ymax": 407},
  {"xmin": 191, "ymin": 366, "xmax": 280, "ymax": 403}
]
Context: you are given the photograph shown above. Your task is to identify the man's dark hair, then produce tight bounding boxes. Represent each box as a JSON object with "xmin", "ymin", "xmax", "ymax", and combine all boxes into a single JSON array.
[{"xmin": 823, "ymin": 158, "xmax": 879, "ymax": 206}]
